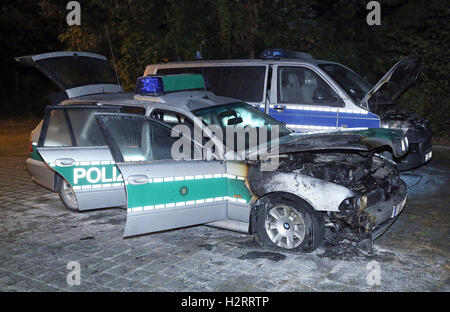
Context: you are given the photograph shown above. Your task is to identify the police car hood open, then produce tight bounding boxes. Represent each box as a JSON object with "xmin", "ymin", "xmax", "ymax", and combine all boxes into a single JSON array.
[
  {"xmin": 360, "ymin": 58, "xmax": 420, "ymax": 106},
  {"xmin": 15, "ymin": 51, "xmax": 122, "ymax": 99}
]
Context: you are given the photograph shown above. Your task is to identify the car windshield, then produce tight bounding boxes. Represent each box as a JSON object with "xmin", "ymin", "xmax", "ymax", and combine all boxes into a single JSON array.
[
  {"xmin": 320, "ymin": 64, "xmax": 373, "ymax": 103},
  {"xmin": 193, "ymin": 102, "xmax": 292, "ymax": 138}
]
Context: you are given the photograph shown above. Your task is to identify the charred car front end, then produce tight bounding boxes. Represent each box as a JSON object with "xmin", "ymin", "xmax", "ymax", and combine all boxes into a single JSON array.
[{"xmin": 248, "ymin": 130, "xmax": 408, "ymax": 247}]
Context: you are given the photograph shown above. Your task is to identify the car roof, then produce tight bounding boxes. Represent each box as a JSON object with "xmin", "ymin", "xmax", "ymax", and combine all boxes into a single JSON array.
[
  {"xmin": 146, "ymin": 58, "xmax": 340, "ymax": 69},
  {"xmin": 60, "ymin": 90, "xmax": 242, "ymax": 112}
]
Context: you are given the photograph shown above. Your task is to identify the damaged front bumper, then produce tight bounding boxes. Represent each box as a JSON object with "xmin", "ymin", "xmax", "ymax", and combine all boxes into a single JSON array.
[
  {"xmin": 330, "ymin": 178, "xmax": 407, "ymax": 242},
  {"xmin": 365, "ymin": 179, "xmax": 407, "ymax": 239}
]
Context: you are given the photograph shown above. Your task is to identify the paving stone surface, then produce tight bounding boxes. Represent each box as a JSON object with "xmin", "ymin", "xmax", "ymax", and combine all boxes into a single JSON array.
[{"xmin": 0, "ymin": 122, "xmax": 448, "ymax": 291}]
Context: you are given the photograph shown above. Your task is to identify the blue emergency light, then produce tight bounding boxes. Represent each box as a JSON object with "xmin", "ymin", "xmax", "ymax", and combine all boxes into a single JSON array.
[
  {"xmin": 135, "ymin": 76, "xmax": 164, "ymax": 95},
  {"xmin": 260, "ymin": 49, "xmax": 313, "ymax": 60},
  {"xmin": 135, "ymin": 74, "xmax": 205, "ymax": 96}
]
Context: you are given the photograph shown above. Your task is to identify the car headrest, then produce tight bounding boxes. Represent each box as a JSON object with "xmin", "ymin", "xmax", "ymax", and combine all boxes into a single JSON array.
[{"xmin": 287, "ymin": 73, "xmax": 300, "ymax": 86}]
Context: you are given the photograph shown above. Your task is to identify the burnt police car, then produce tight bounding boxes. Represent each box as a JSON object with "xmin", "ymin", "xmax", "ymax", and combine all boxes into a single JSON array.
[{"xmin": 19, "ymin": 51, "xmax": 408, "ymax": 252}]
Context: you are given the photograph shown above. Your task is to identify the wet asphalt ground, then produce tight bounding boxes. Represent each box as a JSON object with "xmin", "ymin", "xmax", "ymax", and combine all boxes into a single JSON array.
[{"xmin": 0, "ymin": 121, "xmax": 448, "ymax": 291}]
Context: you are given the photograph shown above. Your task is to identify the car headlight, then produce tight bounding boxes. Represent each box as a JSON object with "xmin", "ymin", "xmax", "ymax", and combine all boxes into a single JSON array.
[
  {"xmin": 394, "ymin": 136, "xmax": 409, "ymax": 156},
  {"xmin": 381, "ymin": 120, "xmax": 411, "ymax": 134}
]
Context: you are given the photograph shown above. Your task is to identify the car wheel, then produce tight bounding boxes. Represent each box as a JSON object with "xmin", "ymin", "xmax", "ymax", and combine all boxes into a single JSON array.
[
  {"xmin": 57, "ymin": 176, "xmax": 79, "ymax": 212},
  {"xmin": 256, "ymin": 197, "xmax": 324, "ymax": 252}
]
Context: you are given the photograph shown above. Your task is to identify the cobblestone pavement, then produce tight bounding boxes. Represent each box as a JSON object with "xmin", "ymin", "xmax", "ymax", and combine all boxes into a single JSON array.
[{"xmin": 0, "ymin": 122, "xmax": 448, "ymax": 291}]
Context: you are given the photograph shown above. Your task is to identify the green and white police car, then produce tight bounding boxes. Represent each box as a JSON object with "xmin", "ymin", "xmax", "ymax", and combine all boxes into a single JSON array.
[{"xmin": 20, "ymin": 51, "xmax": 409, "ymax": 251}]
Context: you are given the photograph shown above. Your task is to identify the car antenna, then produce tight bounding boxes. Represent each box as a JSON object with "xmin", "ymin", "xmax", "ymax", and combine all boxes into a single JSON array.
[
  {"xmin": 105, "ymin": 25, "xmax": 122, "ymax": 91},
  {"xmin": 196, "ymin": 45, "xmax": 209, "ymax": 99}
]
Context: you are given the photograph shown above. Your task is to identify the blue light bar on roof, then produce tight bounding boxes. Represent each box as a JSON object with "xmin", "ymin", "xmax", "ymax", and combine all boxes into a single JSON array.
[
  {"xmin": 135, "ymin": 74, "xmax": 205, "ymax": 96},
  {"xmin": 260, "ymin": 49, "xmax": 313, "ymax": 60},
  {"xmin": 135, "ymin": 76, "xmax": 164, "ymax": 95}
]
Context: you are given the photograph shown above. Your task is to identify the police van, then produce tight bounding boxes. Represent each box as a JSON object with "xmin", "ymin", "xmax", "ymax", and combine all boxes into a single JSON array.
[
  {"xmin": 146, "ymin": 49, "xmax": 432, "ymax": 170},
  {"xmin": 19, "ymin": 51, "xmax": 409, "ymax": 250}
]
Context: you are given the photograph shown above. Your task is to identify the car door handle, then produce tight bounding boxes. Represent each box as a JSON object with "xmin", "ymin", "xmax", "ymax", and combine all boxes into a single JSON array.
[
  {"xmin": 128, "ymin": 175, "xmax": 149, "ymax": 185},
  {"xmin": 55, "ymin": 158, "xmax": 74, "ymax": 167},
  {"xmin": 273, "ymin": 105, "xmax": 286, "ymax": 112}
]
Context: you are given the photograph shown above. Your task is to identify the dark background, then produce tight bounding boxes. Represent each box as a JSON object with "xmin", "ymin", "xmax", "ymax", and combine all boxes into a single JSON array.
[{"xmin": 0, "ymin": 0, "xmax": 448, "ymax": 137}]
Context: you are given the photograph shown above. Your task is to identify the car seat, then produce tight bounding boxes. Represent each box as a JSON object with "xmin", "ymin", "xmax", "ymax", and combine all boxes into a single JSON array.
[{"xmin": 283, "ymin": 72, "xmax": 303, "ymax": 103}]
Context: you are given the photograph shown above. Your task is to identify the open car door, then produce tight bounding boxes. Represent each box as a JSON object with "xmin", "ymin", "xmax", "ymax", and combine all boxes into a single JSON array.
[
  {"xmin": 36, "ymin": 105, "xmax": 127, "ymax": 211},
  {"xmin": 15, "ymin": 51, "xmax": 122, "ymax": 99},
  {"xmin": 95, "ymin": 113, "xmax": 251, "ymax": 237}
]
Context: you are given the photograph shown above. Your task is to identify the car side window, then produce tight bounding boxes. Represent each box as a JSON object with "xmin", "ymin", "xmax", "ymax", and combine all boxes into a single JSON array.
[
  {"xmin": 43, "ymin": 107, "xmax": 122, "ymax": 147},
  {"xmin": 101, "ymin": 115, "xmax": 182, "ymax": 162},
  {"xmin": 121, "ymin": 106, "xmax": 146, "ymax": 115},
  {"xmin": 150, "ymin": 110, "xmax": 199, "ymax": 157},
  {"xmin": 43, "ymin": 110, "xmax": 72, "ymax": 147},
  {"xmin": 278, "ymin": 66, "xmax": 339, "ymax": 105},
  {"xmin": 157, "ymin": 66, "xmax": 267, "ymax": 102},
  {"xmin": 66, "ymin": 108, "xmax": 111, "ymax": 146},
  {"xmin": 150, "ymin": 110, "xmax": 192, "ymax": 126}
]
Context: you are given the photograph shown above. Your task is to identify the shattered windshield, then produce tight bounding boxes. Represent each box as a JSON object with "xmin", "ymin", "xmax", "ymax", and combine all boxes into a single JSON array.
[
  {"xmin": 193, "ymin": 102, "xmax": 292, "ymax": 138},
  {"xmin": 320, "ymin": 64, "xmax": 373, "ymax": 103}
]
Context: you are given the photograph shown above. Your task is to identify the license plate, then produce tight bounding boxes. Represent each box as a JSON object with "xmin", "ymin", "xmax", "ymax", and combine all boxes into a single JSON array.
[{"xmin": 392, "ymin": 195, "xmax": 407, "ymax": 218}]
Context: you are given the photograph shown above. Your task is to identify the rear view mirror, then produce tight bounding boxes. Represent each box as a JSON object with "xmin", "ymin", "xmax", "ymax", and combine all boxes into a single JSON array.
[{"xmin": 227, "ymin": 117, "xmax": 243, "ymax": 125}]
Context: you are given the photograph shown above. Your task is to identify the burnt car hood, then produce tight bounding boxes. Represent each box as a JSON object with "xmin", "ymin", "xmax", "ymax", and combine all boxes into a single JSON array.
[
  {"xmin": 360, "ymin": 58, "xmax": 420, "ymax": 107},
  {"xmin": 247, "ymin": 128, "xmax": 406, "ymax": 159}
]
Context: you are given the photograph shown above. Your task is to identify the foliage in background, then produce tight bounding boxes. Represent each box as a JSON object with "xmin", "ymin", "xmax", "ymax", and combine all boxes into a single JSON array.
[{"xmin": 0, "ymin": 0, "xmax": 448, "ymax": 137}]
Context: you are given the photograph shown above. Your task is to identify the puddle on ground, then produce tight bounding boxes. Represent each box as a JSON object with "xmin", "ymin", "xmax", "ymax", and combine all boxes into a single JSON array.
[
  {"xmin": 238, "ymin": 251, "xmax": 286, "ymax": 262},
  {"xmin": 225, "ymin": 236, "xmax": 396, "ymax": 262},
  {"xmin": 90, "ymin": 217, "xmax": 124, "ymax": 226},
  {"xmin": 317, "ymin": 240, "xmax": 397, "ymax": 262},
  {"xmin": 198, "ymin": 243, "xmax": 215, "ymax": 251}
]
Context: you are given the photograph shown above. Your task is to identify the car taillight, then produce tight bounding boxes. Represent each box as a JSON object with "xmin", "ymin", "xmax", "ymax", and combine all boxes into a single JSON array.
[{"xmin": 30, "ymin": 141, "xmax": 33, "ymax": 153}]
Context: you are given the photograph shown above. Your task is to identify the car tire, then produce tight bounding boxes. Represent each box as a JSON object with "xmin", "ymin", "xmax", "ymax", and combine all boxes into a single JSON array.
[
  {"xmin": 255, "ymin": 196, "xmax": 324, "ymax": 253},
  {"xmin": 57, "ymin": 175, "xmax": 79, "ymax": 212}
]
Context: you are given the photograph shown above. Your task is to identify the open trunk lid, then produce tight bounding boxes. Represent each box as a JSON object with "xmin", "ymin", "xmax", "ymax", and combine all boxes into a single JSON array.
[{"xmin": 15, "ymin": 51, "xmax": 122, "ymax": 99}]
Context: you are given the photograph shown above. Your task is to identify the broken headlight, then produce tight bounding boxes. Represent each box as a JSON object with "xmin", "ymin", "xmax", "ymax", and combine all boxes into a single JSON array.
[{"xmin": 340, "ymin": 195, "xmax": 368, "ymax": 214}]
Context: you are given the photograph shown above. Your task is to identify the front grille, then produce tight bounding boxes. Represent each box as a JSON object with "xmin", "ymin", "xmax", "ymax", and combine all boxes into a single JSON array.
[
  {"xmin": 409, "ymin": 141, "xmax": 432, "ymax": 154},
  {"xmin": 410, "ymin": 143, "xmax": 420, "ymax": 154}
]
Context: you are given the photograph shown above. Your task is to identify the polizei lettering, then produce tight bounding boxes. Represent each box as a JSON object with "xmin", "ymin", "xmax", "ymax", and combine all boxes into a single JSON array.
[{"xmin": 73, "ymin": 166, "xmax": 123, "ymax": 184}]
